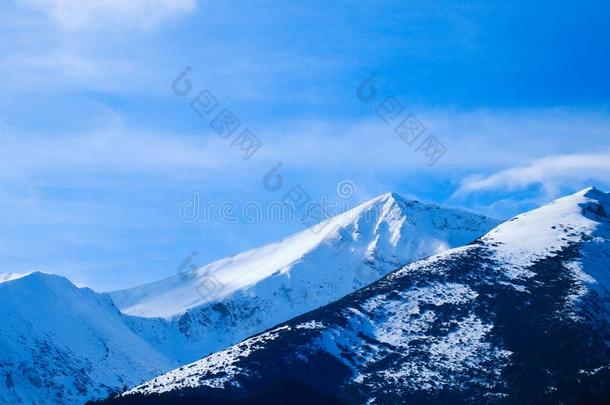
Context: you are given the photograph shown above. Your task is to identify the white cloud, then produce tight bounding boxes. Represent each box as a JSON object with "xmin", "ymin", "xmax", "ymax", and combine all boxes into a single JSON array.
[
  {"xmin": 19, "ymin": 0, "xmax": 197, "ymax": 30},
  {"xmin": 4, "ymin": 109, "xmax": 610, "ymax": 182},
  {"xmin": 253, "ymin": 109, "xmax": 610, "ymax": 173},
  {"xmin": 0, "ymin": 130, "xmax": 239, "ymax": 179},
  {"xmin": 454, "ymin": 151, "xmax": 610, "ymax": 198}
]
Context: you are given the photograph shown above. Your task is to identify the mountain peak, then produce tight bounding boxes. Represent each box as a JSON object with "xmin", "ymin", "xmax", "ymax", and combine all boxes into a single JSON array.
[
  {"xmin": 110, "ymin": 193, "xmax": 497, "ymax": 321},
  {"xmin": 374, "ymin": 191, "xmax": 408, "ymax": 203},
  {"xmin": 15, "ymin": 270, "xmax": 70, "ymax": 284},
  {"xmin": 368, "ymin": 191, "xmax": 428, "ymax": 208},
  {"xmin": 575, "ymin": 185, "xmax": 609, "ymax": 201},
  {"xmin": 575, "ymin": 185, "xmax": 598, "ymax": 195},
  {"xmin": 482, "ymin": 186, "xmax": 609, "ymax": 275},
  {"xmin": 0, "ymin": 271, "xmax": 72, "ymax": 287},
  {"xmin": 0, "ymin": 270, "xmax": 174, "ymax": 404}
]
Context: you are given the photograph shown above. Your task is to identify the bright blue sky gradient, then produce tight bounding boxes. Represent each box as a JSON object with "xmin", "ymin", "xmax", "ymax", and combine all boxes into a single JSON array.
[{"xmin": 1, "ymin": 1, "xmax": 609, "ymax": 289}]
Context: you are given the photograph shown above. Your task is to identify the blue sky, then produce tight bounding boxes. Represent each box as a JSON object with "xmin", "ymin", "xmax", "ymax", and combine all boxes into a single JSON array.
[{"xmin": 1, "ymin": 0, "xmax": 610, "ymax": 290}]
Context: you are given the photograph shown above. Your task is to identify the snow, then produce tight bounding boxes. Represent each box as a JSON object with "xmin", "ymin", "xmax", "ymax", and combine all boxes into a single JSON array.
[
  {"xmin": 482, "ymin": 187, "xmax": 608, "ymax": 279},
  {"xmin": 0, "ymin": 272, "xmax": 30, "ymax": 283},
  {"xmin": 295, "ymin": 320, "xmax": 325, "ymax": 330},
  {"xmin": 105, "ymin": 193, "xmax": 497, "ymax": 370},
  {"xmin": 378, "ymin": 314, "xmax": 510, "ymax": 392},
  {"xmin": 124, "ymin": 273, "xmax": 509, "ymax": 397},
  {"xmin": 104, "ymin": 193, "xmax": 496, "ymax": 363},
  {"xmin": 313, "ymin": 281, "xmax": 507, "ymax": 393},
  {"xmin": 111, "ymin": 192, "xmax": 497, "ymax": 318},
  {"xmin": 0, "ymin": 272, "xmax": 176, "ymax": 405},
  {"xmin": 123, "ymin": 326, "xmax": 290, "ymax": 395}
]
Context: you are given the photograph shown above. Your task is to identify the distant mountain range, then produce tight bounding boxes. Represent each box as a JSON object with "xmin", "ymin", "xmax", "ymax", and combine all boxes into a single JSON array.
[
  {"xmin": 101, "ymin": 187, "xmax": 610, "ymax": 404},
  {"xmin": 0, "ymin": 193, "xmax": 497, "ymax": 404}
]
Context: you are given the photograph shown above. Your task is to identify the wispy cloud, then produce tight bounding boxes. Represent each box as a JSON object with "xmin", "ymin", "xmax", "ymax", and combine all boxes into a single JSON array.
[
  {"xmin": 18, "ymin": 0, "xmax": 198, "ymax": 30},
  {"xmin": 4, "ymin": 108, "xmax": 610, "ymax": 180},
  {"xmin": 255, "ymin": 108, "xmax": 610, "ymax": 172},
  {"xmin": 453, "ymin": 151, "xmax": 610, "ymax": 198},
  {"xmin": 0, "ymin": 3, "xmax": 184, "ymax": 97},
  {"xmin": 0, "ymin": 128, "xmax": 244, "ymax": 181}
]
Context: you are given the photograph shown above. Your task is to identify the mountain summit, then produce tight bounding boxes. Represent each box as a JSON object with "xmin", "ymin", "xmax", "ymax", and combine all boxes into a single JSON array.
[
  {"xmin": 108, "ymin": 193, "xmax": 497, "ymax": 363},
  {"xmin": 112, "ymin": 187, "xmax": 610, "ymax": 404},
  {"xmin": 111, "ymin": 192, "xmax": 496, "ymax": 318},
  {"xmin": 0, "ymin": 272, "xmax": 175, "ymax": 405}
]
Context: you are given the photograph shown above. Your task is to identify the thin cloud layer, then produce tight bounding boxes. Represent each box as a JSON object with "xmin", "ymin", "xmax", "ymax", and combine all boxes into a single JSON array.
[
  {"xmin": 3, "ymin": 109, "xmax": 610, "ymax": 181},
  {"xmin": 454, "ymin": 151, "xmax": 610, "ymax": 198},
  {"xmin": 19, "ymin": 0, "xmax": 197, "ymax": 30}
]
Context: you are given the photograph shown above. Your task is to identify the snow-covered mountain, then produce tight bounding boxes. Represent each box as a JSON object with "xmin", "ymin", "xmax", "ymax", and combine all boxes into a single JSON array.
[
  {"xmin": 110, "ymin": 192, "xmax": 497, "ymax": 361},
  {"xmin": 0, "ymin": 193, "xmax": 496, "ymax": 404},
  {"xmin": 0, "ymin": 273, "xmax": 177, "ymax": 405},
  {"xmin": 109, "ymin": 187, "xmax": 610, "ymax": 404}
]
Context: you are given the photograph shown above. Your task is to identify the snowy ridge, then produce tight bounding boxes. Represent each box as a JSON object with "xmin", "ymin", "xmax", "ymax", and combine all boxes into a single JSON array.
[
  {"xmin": 115, "ymin": 187, "xmax": 610, "ymax": 404},
  {"xmin": 482, "ymin": 186, "xmax": 610, "ymax": 282},
  {"xmin": 108, "ymin": 193, "xmax": 497, "ymax": 363},
  {"xmin": 0, "ymin": 273, "xmax": 176, "ymax": 405},
  {"xmin": 111, "ymin": 192, "xmax": 497, "ymax": 318},
  {"xmin": 0, "ymin": 272, "xmax": 29, "ymax": 284}
]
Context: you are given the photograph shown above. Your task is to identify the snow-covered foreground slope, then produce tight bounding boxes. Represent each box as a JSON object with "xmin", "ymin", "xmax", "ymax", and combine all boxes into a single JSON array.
[
  {"xmin": 0, "ymin": 273, "xmax": 176, "ymax": 405},
  {"xmin": 110, "ymin": 193, "xmax": 497, "ymax": 361},
  {"xmin": 111, "ymin": 187, "xmax": 610, "ymax": 404},
  {"xmin": 0, "ymin": 193, "xmax": 496, "ymax": 404}
]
